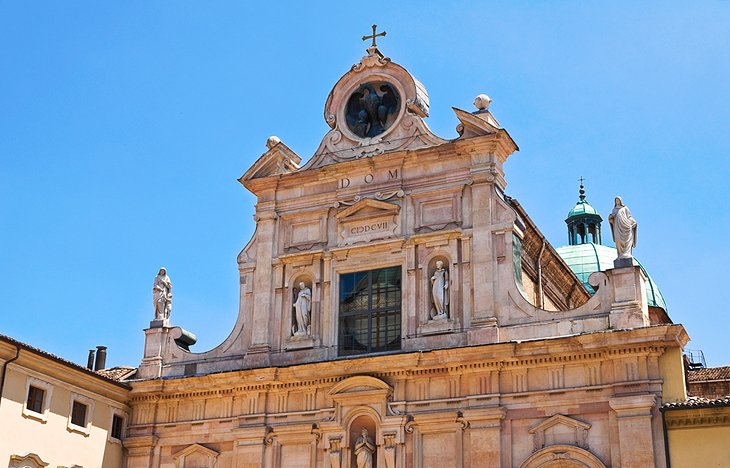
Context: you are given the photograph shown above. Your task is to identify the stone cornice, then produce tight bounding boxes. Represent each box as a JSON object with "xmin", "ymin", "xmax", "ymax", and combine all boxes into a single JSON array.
[
  {"xmin": 664, "ymin": 406, "xmax": 730, "ymax": 428},
  {"xmin": 129, "ymin": 325, "xmax": 685, "ymax": 401}
]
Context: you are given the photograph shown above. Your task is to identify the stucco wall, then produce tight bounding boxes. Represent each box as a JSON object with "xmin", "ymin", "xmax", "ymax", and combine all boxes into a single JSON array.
[
  {"xmin": 0, "ymin": 362, "xmax": 127, "ymax": 468},
  {"xmin": 667, "ymin": 424, "xmax": 730, "ymax": 468}
]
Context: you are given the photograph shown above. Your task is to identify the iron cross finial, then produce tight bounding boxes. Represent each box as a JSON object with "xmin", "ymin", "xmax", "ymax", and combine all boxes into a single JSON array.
[
  {"xmin": 579, "ymin": 176, "xmax": 585, "ymax": 187},
  {"xmin": 362, "ymin": 24, "xmax": 387, "ymax": 48}
]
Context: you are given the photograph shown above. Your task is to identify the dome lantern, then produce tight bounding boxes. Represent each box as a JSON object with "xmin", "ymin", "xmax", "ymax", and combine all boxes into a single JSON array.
[{"xmin": 565, "ymin": 178, "xmax": 602, "ymax": 245}]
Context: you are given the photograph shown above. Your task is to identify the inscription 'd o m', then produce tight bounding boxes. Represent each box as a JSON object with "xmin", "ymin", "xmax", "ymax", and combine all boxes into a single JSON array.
[{"xmin": 339, "ymin": 169, "xmax": 399, "ymax": 189}]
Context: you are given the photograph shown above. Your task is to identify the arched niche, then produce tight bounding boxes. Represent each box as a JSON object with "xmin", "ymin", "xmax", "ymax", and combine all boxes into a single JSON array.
[
  {"xmin": 520, "ymin": 445, "xmax": 606, "ymax": 468},
  {"xmin": 285, "ymin": 272, "xmax": 316, "ymax": 343},
  {"xmin": 349, "ymin": 414, "xmax": 378, "ymax": 468},
  {"xmin": 424, "ymin": 252, "xmax": 452, "ymax": 322}
]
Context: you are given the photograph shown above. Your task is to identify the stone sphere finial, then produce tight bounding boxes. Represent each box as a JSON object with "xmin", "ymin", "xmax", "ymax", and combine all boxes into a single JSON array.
[
  {"xmin": 266, "ymin": 135, "xmax": 281, "ymax": 149},
  {"xmin": 473, "ymin": 94, "xmax": 492, "ymax": 111}
]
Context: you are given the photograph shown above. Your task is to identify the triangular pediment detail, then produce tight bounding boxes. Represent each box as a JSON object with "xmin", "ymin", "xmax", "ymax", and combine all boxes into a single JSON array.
[
  {"xmin": 335, "ymin": 198, "xmax": 400, "ymax": 220},
  {"xmin": 239, "ymin": 141, "xmax": 301, "ymax": 185},
  {"xmin": 529, "ymin": 414, "xmax": 592, "ymax": 451},
  {"xmin": 173, "ymin": 443, "xmax": 219, "ymax": 460},
  {"xmin": 529, "ymin": 414, "xmax": 591, "ymax": 434}
]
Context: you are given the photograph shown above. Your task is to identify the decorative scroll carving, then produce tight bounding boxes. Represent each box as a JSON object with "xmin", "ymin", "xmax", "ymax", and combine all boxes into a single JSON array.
[
  {"xmin": 404, "ymin": 415, "xmax": 416, "ymax": 433},
  {"xmin": 263, "ymin": 426, "xmax": 276, "ymax": 446},
  {"xmin": 333, "ymin": 190, "xmax": 405, "ymax": 208},
  {"xmin": 456, "ymin": 411, "xmax": 470, "ymax": 430}
]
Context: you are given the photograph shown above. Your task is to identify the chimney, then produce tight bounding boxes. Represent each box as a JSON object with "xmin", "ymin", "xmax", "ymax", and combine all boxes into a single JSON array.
[
  {"xmin": 94, "ymin": 346, "xmax": 107, "ymax": 371},
  {"xmin": 86, "ymin": 349, "xmax": 96, "ymax": 370}
]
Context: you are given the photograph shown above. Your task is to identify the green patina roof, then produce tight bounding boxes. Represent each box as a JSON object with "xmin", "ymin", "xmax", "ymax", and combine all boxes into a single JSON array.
[
  {"xmin": 556, "ymin": 243, "xmax": 667, "ymax": 311},
  {"xmin": 566, "ymin": 200, "xmax": 600, "ymax": 219}
]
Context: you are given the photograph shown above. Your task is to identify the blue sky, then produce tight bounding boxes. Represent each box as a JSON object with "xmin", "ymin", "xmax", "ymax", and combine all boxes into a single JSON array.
[{"xmin": 2, "ymin": 1, "xmax": 729, "ymax": 368}]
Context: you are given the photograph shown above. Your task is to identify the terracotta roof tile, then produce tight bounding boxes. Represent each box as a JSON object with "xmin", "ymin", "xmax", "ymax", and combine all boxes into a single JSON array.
[
  {"xmin": 662, "ymin": 396, "xmax": 730, "ymax": 410},
  {"xmin": 0, "ymin": 334, "xmax": 130, "ymax": 388},
  {"xmin": 687, "ymin": 366, "xmax": 730, "ymax": 382},
  {"xmin": 96, "ymin": 366, "xmax": 137, "ymax": 381}
]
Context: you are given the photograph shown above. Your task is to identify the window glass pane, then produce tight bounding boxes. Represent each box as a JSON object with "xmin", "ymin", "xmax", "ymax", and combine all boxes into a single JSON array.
[
  {"xmin": 71, "ymin": 401, "xmax": 87, "ymax": 427},
  {"xmin": 339, "ymin": 266, "xmax": 401, "ymax": 356},
  {"xmin": 26, "ymin": 386, "xmax": 45, "ymax": 413},
  {"xmin": 111, "ymin": 414, "xmax": 124, "ymax": 439}
]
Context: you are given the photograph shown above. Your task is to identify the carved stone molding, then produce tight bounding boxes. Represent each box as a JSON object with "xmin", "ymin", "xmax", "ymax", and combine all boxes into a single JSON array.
[
  {"xmin": 519, "ymin": 445, "xmax": 606, "ymax": 468},
  {"xmin": 528, "ymin": 414, "xmax": 591, "ymax": 452},
  {"xmin": 304, "ymin": 49, "xmax": 446, "ymax": 169}
]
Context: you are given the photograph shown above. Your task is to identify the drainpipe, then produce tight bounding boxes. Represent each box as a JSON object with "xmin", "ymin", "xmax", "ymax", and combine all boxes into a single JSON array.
[
  {"xmin": 537, "ymin": 239, "xmax": 546, "ymax": 308},
  {"xmin": 661, "ymin": 408, "xmax": 672, "ymax": 468},
  {"xmin": 0, "ymin": 344, "xmax": 21, "ymax": 409}
]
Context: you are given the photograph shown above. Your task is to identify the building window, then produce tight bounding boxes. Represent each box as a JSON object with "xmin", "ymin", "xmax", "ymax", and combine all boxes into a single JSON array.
[
  {"xmin": 22, "ymin": 377, "xmax": 53, "ymax": 422},
  {"xmin": 26, "ymin": 385, "xmax": 45, "ymax": 414},
  {"xmin": 111, "ymin": 413, "xmax": 125, "ymax": 440},
  {"xmin": 338, "ymin": 266, "xmax": 401, "ymax": 356},
  {"xmin": 67, "ymin": 393, "xmax": 94, "ymax": 435},
  {"xmin": 71, "ymin": 400, "xmax": 88, "ymax": 427}
]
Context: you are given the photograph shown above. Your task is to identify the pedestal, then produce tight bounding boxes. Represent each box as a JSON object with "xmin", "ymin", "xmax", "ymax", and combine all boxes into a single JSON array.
[
  {"xmin": 608, "ymin": 265, "xmax": 649, "ymax": 329},
  {"xmin": 418, "ymin": 317, "xmax": 458, "ymax": 336},
  {"xmin": 284, "ymin": 335, "xmax": 315, "ymax": 350}
]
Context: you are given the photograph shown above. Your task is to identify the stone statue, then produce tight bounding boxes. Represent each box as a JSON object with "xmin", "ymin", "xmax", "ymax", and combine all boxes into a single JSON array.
[
  {"xmin": 430, "ymin": 260, "xmax": 449, "ymax": 319},
  {"xmin": 608, "ymin": 196, "xmax": 637, "ymax": 260},
  {"xmin": 354, "ymin": 428, "xmax": 375, "ymax": 468},
  {"xmin": 153, "ymin": 267, "xmax": 172, "ymax": 320},
  {"xmin": 292, "ymin": 282, "xmax": 312, "ymax": 336}
]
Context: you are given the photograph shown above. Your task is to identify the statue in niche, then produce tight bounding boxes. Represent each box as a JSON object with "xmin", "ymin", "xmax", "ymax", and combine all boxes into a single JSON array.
[
  {"xmin": 345, "ymin": 82, "xmax": 400, "ymax": 138},
  {"xmin": 292, "ymin": 281, "xmax": 312, "ymax": 337},
  {"xmin": 430, "ymin": 260, "xmax": 449, "ymax": 320},
  {"xmin": 354, "ymin": 428, "xmax": 375, "ymax": 468},
  {"xmin": 608, "ymin": 196, "xmax": 638, "ymax": 259},
  {"xmin": 153, "ymin": 267, "xmax": 172, "ymax": 320}
]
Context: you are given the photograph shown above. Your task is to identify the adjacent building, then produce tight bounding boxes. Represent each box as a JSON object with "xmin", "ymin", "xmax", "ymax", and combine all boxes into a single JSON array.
[{"xmin": 0, "ymin": 335, "xmax": 131, "ymax": 468}]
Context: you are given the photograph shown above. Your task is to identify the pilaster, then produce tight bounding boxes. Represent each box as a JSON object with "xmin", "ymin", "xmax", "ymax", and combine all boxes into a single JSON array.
[{"xmin": 609, "ymin": 394, "xmax": 658, "ymax": 467}]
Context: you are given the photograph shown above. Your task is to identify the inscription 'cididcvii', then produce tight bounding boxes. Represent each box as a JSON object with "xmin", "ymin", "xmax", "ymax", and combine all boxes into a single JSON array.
[{"xmin": 350, "ymin": 222, "xmax": 389, "ymax": 235}]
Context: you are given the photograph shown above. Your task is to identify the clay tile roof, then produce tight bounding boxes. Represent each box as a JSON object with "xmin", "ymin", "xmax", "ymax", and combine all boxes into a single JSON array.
[
  {"xmin": 0, "ymin": 334, "xmax": 130, "ymax": 388},
  {"xmin": 96, "ymin": 366, "xmax": 137, "ymax": 381},
  {"xmin": 662, "ymin": 396, "xmax": 730, "ymax": 410},
  {"xmin": 687, "ymin": 366, "xmax": 730, "ymax": 382}
]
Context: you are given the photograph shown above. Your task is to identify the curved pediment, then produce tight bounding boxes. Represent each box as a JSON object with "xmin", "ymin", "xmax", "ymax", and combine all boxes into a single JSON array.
[
  {"xmin": 328, "ymin": 375, "xmax": 391, "ymax": 397},
  {"xmin": 303, "ymin": 48, "xmax": 446, "ymax": 170}
]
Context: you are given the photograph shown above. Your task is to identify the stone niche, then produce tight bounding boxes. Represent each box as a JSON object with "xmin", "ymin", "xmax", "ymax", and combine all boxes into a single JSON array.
[
  {"xmin": 284, "ymin": 273, "xmax": 316, "ymax": 351},
  {"xmin": 418, "ymin": 252, "xmax": 459, "ymax": 336}
]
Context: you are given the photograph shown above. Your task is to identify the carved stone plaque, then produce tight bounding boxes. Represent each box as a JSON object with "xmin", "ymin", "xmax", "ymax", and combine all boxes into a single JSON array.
[{"xmin": 335, "ymin": 199, "xmax": 400, "ymax": 246}]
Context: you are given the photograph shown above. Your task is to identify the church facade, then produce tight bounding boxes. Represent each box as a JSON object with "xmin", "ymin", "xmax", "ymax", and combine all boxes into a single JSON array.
[{"xmin": 125, "ymin": 37, "xmax": 690, "ymax": 468}]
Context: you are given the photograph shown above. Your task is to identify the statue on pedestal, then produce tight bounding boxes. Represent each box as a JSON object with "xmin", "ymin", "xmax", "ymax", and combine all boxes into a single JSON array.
[
  {"xmin": 354, "ymin": 428, "xmax": 375, "ymax": 468},
  {"xmin": 292, "ymin": 281, "xmax": 312, "ymax": 336},
  {"xmin": 153, "ymin": 267, "xmax": 172, "ymax": 320},
  {"xmin": 430, "ymin": 260, "xmax": 449, "ymax": 319},
  {"xmin": 609, "ymin": 196, "xmax": 638, "ymax": 260}
]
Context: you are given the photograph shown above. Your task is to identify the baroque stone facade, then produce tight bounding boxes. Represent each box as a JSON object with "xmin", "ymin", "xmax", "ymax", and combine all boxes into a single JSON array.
[{"xmin": 127, "ymin": 42, "xmax": 691, "ymax": 467}]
